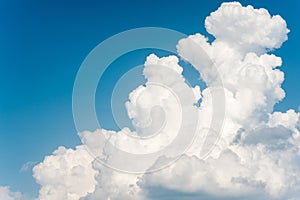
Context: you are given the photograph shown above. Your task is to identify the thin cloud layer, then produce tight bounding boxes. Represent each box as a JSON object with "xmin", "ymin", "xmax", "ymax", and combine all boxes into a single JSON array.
[{"xmin": 32, "ymin": 2, "xmax": 299, "ymax": 200}]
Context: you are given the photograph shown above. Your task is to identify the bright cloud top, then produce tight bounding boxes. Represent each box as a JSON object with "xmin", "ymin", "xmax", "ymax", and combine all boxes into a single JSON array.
[{"xmin": 31, "ymin": 2, "xmax": 299, "ymax": 200}]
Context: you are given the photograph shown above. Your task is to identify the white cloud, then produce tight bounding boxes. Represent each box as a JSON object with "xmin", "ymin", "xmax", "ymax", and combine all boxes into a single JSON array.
[
  {"xmin": 0, "ymin": 186, "xmax": 27, "ymax": 200},
  {"xmin": 205, "ymin": 2, "xmax": 289, "ymax": 54},
  {"xmin": 20, "ymin": 161, "xmax": 37, "ymax": 172},
  {"xmin": 32, "ymin": 2, "xmax": 300, "ymax": 200},
  {"xmin": 32, "ymin": 146, "xmax": 98, "ymax": 200}
]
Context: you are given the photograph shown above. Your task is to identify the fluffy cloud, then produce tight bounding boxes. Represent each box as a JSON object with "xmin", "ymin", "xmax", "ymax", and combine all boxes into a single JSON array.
[
  {"xmin": 32, "ymin": 2, "xmax": 300, "ymax": 200},
  {"xmin": 33, "ymin": 146, "xmax": 97, "ymax": 200},
  {"xmin": 205, "ymin": 2, "xmax": 289, "ymax": 54},
  {"xmin": 0, "ymin": 186, "xmax": 27, "ymax": 200}
]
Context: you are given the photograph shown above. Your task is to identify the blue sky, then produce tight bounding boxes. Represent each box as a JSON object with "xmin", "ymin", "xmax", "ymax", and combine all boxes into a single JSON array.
[{"xmin": 0, "ymin": 0, "xmax": 299, "ymax": 198}]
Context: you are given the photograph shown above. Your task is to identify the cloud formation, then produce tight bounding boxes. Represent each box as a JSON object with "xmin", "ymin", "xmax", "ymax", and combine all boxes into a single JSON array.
[
  {"xmin": 33, "ymin": 146, "xmax": 97, "ymax": 200},
  {"xmin": 32, "ymin": 2, "xmax": 299, "ymax": 200},
  {"xmin": 0, "ymin": 186, "xmax": 27, "ymax": 200},
  {"xmin": 205, "ymin": 2, "xmax": 289, "ymax": 53}
]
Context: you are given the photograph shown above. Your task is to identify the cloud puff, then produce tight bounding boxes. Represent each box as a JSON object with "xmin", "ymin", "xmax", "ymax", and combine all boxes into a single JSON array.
[
  {"xmin": 33, "ymin": 146, "xmax": 97, "ymax": 200},
  {"xmin": 32, "ymin": 2, "xmax": 299, "ymax": 200},
  {"xmin": 0, "ymin": 186, "xmax": 27, "ymax": 200},
  {"xmin": 205, "ymin": 2, "xmax": 289, "ymax": 53}
]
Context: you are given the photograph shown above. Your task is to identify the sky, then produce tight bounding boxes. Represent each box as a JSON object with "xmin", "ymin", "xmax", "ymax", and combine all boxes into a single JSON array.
[{"xmin": 0, "ymin": 0, "xmax": 300, "ymax": 199}]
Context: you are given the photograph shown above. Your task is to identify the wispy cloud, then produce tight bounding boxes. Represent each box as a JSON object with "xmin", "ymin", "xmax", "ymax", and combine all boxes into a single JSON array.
[{"xmin": 20, "ymin": 161, "xmax": 37, "ymax": 173}]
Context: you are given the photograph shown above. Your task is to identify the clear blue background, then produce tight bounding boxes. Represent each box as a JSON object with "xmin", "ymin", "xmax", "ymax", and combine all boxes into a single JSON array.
[{"xmin": 0, "ymin": 0, "xmax": 299, "ymax": 197}]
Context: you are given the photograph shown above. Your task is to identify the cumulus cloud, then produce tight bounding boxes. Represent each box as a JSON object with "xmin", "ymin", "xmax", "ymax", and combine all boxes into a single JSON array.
[
  {"xmin": 205, "ymin": 1, "xmax": 289, "ymax": 53},
  {"xmin": 33, "ymin": 146, "xmax": 97, "ymax": 200},
  {"xmin": 33, "ymin": 2, "xmax": 300, "ymax": 200},
  {"xmin": 0, "ymin": 186, "xmax": 27, "ymax": 200}
]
